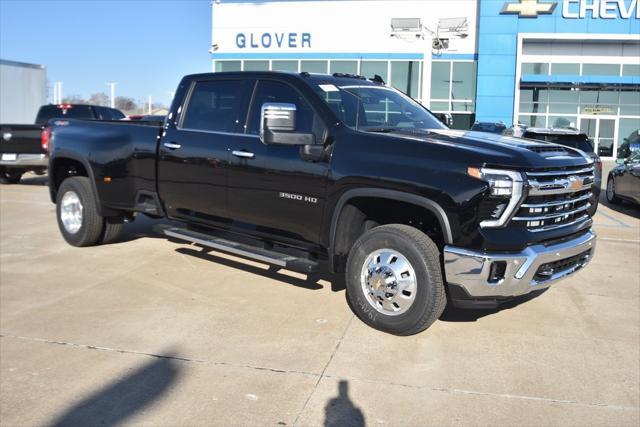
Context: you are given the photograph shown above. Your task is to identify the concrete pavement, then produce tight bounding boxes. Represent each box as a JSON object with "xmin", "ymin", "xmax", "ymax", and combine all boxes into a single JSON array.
[{"xmin": 1, "ymin": 172, "xmax": 638, "ymax": 426}]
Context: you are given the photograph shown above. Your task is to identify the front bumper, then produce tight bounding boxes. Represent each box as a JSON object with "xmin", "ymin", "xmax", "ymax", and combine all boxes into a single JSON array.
[
  {"xmin": 443, "ymin": 230, "xmax": 596, "ymax": 299},
  {"xmin": 0, "ymin": 154, "xmax": 47, "ymax": 168}
]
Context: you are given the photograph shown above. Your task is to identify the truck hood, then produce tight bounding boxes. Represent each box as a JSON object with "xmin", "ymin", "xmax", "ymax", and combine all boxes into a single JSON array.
[{"xmin": 386, "ymin": 128, "xmax": 593, "ymax": 170}]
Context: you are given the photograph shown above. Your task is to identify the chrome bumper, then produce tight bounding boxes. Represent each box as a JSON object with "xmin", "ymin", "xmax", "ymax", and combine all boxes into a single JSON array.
[
  {"xmin": 443, "ymin": 230, "xmax": 596, "ymax": 298},
  {"xmin": 0, "ymin": 154, "xmax": 47, "ymax": 168}
]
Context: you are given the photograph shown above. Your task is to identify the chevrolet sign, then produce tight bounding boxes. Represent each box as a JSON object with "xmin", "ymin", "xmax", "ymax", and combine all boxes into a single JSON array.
[{"xmin": 501, "ymin": 0, "xmax": 558, "ymax": 17}]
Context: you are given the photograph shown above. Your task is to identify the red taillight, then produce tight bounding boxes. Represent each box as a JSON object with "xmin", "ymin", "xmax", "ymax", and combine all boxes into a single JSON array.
[
  {"xmin": 41, "ymin": 127, "xmax": 52, "ymax": 154},
  {"xmin": 57, "ymin": 103, "xmax": 72, "ymax": 109}
]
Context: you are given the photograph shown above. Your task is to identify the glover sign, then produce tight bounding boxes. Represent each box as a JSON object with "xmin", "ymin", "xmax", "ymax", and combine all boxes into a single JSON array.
[{"xmin": 236, "ymin": 32, "xmax": 312, "ymax": 49}]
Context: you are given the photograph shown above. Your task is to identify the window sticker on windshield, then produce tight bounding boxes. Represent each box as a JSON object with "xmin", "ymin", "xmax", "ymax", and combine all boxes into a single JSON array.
[{"xmin": 319, "ymin": 84, "xmax": 339, "ymax": 92}]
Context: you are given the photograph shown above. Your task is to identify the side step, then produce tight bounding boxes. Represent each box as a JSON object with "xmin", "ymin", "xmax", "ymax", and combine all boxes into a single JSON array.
[{"xmin": 163, "ymin": 227, "xmax": 320, "ymax": 273}]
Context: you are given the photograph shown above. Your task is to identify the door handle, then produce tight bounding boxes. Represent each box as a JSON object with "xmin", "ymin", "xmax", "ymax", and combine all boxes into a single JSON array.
[
  {"xmin": 163, "ymin": 142, "xmax": 181, "ymax": 150},
  {"xmin": 232, "ymin": 150, "xmax": 255, "ymax": 159}
]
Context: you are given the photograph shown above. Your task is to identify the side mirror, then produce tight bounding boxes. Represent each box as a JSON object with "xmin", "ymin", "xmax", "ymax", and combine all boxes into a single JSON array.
[
  {"xmin": 434, "ymin": 112, "xmax": 453, "ymax": 128},
  {"xmin": 260, "ymin": 102, "xmax": 315, "ymax": 145},
  {"xmin": 615, "ymin": 158, "xmax": 626, "ymax": 165}
]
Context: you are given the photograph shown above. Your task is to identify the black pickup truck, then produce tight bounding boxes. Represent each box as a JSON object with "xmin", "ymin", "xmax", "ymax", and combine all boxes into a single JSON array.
[
  {"xmin": 0, "ymin": 104, "xmax": 125, "ymax": 183},
  {"xmin": 47, "ymin": 71, "xmax": 597, "ymax": 335}
]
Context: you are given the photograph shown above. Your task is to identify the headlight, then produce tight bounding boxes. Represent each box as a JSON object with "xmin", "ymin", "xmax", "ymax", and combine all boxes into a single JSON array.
[{"xmin": 468, "ymin": 167, "xmax": 525, "ymax": 228}]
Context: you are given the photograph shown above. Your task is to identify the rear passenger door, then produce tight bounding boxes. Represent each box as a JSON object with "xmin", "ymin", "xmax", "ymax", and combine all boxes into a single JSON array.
[
  {"xmin": 226, "ymin": 79, "xmax": 329, "ymax": 244},
  {"xmin": 157, "ymin": 78, "xmax": 254, "ymax": 225}
]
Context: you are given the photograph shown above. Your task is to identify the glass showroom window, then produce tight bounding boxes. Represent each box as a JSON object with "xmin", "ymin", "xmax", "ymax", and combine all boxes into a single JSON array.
[
  {"xmin": 360, "ymin": 61, "xmax": 388, "ymax": 83},
  {"xmin": 330, "ymin": 60, "xmax": 358, "ymax": 75},
  {"xmin": 214, "ymin": 61, "xmax": 241, "ymax": 72},
  {"xmin": 430, "ymin": 61, "xmax": 477, "ymax": 129},
  {"xmin": 243, "ymin": 60, "xmax": 269, "ymax": 71},
  {"xmin": 301, "ymin": 60, "xmax": 328, "ymax": 74}
]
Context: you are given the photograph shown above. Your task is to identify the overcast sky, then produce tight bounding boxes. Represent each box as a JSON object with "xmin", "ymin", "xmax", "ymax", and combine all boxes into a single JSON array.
[{"xmin": 0, "ymin": 0, "xmax": 211, "ymax": 106}]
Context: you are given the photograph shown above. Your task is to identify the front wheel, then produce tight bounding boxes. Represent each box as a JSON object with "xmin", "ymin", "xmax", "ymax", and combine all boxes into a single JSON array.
[
  {"xmin": 606, "ymin": 177, "xmax": 621, "ymax": 204},
  {"xmin": 346, "ymin": 224, "xmax": 446, "ymax": 336},
  {"xmin": 0, "ymin": 167, "xmax": 23, "ymax": 184},
  {"xmin": 56, "ymin": 176, "xmax": 105, "ymax": 247}
]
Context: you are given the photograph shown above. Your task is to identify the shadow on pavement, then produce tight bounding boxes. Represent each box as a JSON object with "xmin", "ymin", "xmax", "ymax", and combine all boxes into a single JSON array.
[
  {"xmin": 175, "ymin": 245, "xmax": 341, "ymax": 291},
  {"xmin": 116, "ymin": 215, "xmax": 178, "ymax": 244},
  {"xmin": 324, "ymin": 380, "xmax": 365, "ymax": 427},
  {"xmin": 47, "ymin": 351, "xmax": 181, "ymax": 427},
  {"xmin": 597, "ymin": 190, "xmax": 640, "ymax": 219},
  {"xmin": 439, "ymin": 289, "xmax": 548, "ymax": 322}
]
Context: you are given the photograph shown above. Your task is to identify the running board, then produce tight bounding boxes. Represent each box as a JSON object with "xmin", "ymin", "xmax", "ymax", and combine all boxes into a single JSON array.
[{"xmin": 163, "ymin": 227, "xmax": 319, "ymax": 273}]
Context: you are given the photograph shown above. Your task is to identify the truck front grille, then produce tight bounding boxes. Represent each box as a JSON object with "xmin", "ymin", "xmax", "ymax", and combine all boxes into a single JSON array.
[{"xmin": 512, "ymin": 166, "xmax": 594, "ymax": 232}]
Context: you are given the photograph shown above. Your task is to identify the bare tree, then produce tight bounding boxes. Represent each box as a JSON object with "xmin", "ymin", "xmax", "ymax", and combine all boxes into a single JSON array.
[
  {"xmin": 61, "ymin": 95, "xmax": 87, "ymax": 104},
  {"xmin": 88, "ymin": 92, "xmax": 110, "ymax": 107},
  {"xmin": 114, "ymin": 96, "xmax": 137, "ymax": 113}
]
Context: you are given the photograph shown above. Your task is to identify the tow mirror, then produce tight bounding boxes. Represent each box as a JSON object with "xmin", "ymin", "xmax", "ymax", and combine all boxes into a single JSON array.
[{"xmin": 260, "ymin": 102, "xmax": 315, "ymax": 145}]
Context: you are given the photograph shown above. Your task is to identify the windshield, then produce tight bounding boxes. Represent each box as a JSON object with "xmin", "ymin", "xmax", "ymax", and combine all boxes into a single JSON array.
[{"xmin": 313, "ymin": 84, "xmax": 445, "ymax": 132}]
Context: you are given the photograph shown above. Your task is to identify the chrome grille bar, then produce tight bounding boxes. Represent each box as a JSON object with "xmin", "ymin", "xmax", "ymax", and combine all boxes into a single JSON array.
[
  {"xmin": 520, "ymin": 192, "xmax": 592, "ymax": 208},
  {"xmin": 512, "ymin": 203, "xmax": 591, "ymax": 221},
  {"xmin": 523, "ymin": 214, "xmax": 591, "ymax": 233},
  {"xmin": 526, "ymin": 167, "xmax": 594, "ymax": 177}
]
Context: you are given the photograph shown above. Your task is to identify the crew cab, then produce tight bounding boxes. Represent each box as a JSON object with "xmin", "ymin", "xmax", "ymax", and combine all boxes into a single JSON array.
[
  {"xmin": 0, "ymin": 104, "xmax": 125, "ymax": 184},
  {"xmin": 47, "ymin": 72, "xmax": 597, "ymax": 335}
]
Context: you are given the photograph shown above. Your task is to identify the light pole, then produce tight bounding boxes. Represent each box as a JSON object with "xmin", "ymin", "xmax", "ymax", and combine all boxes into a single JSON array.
[
  {"xmin": 54, "ymin": 81, "xmax": 63, "ymax": 104},
  {"xmin": 105, "ymin": 82, "xmax": 117, "ymax": 108},
  {"xmin": 148, "ymin": 95, "xmax": 152, "ymax": 114}
]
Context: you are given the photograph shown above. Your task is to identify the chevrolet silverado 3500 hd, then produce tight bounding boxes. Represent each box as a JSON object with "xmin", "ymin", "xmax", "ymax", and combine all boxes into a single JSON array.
[{"xmin": 47, "ymin": 72, "xmax": 597, "ymax": 335}]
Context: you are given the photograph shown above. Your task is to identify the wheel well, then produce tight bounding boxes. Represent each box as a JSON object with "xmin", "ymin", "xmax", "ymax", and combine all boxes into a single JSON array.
[
  {"xmin": 332, "ymin": 197, "xmax": 446, "ymax": 272},
  {"xmin": 51, "ymin": 158, "xmax": 88, "ymax": 197}
]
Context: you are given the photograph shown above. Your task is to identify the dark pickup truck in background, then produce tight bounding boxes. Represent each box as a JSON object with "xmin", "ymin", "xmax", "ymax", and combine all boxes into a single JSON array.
[
  {"xmin": 0, "ymin": 104, "xmax": 125, "ymax": 184},
  {"xmin": 47, "ymin": 71, "xmax": 598, "ymax": 335}
]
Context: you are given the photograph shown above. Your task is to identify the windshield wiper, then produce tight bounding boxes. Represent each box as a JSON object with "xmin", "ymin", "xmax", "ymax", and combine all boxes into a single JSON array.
[{"xmin": 363, "ymin": 127, "xmax": 398, "ymax": 133}]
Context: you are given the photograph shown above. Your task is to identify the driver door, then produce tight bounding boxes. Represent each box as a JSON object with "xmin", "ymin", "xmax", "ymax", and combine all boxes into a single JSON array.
[{"xmin": 226, "ymin": 79, "xmax": 329, "ymax": 244}]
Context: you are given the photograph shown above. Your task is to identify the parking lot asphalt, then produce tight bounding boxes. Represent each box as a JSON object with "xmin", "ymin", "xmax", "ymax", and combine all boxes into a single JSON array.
[{"xmin": 1, "ymin": 169, "xmax": 639, "ymax": 426}]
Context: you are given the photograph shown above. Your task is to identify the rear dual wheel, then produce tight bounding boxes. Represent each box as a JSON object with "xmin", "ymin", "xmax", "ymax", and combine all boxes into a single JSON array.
[
  {"xmin": 56, "ymin": 176, "xmax": 123, "ymax": 246},
  {"xmin": 346, "ymin": 224, "xmax": 446, "ymax": 336}
]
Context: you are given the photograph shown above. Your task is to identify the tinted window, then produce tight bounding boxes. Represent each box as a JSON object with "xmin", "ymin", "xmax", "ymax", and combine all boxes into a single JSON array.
[
  {"xmin": 35, "ymin": 105, "xmax": 94, "ymax": 124},
  {"xmin": 471, "ymin": 123, "xmax": 506, "ymax": 134},
  {"xmin": 109, "ymin": 108, "xmax": 125, "ymax": 120},
  {"xmin": 97, "ymin": 107, "xmax": 113, "ymax": 120},
  {"xmin": 313, "ymin": 84, "xmax": 444, "ymax": 131},
  {"xmin": 182, "ymin": 80, "xmax": 253, "ymax": 133},
  {"xmin": 247, "ymin": 80, "xmax": 314, "ymax": 134}
]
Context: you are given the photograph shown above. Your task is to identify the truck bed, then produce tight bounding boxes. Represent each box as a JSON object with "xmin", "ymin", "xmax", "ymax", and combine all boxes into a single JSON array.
[
  {"xmin": 1, "ymin": 124, "xmax": 43, "ymax": 156},
  {"xmin": 49, "ymin": 119, "xmax": 164, "ymax": 211}
]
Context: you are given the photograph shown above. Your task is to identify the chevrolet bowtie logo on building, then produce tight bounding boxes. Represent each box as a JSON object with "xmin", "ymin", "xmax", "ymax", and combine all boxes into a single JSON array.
[{"xmin": 501, "ymin": 0, "xmax": 557, "ymax": 18}]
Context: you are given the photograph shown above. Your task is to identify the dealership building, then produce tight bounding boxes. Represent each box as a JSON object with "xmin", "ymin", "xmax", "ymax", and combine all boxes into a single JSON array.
[{"xmin": 211, "ymin": 0, "xmax": 640, "ymax": 159}]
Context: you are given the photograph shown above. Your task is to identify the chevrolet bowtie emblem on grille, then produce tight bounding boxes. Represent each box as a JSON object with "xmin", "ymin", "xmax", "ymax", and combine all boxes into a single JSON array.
[
  {"xmin": 568, "ymin": 176, "xmax": 584, "ymax": 192},
  {"xmin": 501, "ymin": 0, "xmax": 557, "ymax": 18}
]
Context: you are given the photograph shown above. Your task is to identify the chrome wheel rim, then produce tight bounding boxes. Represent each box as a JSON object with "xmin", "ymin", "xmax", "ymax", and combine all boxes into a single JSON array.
[
  {"xmin": 607, "ymin": 179, "xmax": 615, "ymax": 200},
  {"xmin": 60, "ymin": 191, "xmax": 83, "ymax": 234},
  {"xmin": 360, "ymin": 249, "xmax": 417, "ymax": 316}
]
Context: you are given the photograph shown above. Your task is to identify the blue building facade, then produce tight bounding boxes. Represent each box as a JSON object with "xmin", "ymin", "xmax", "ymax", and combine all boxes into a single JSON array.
[{"xmin": 476, "ymin": 0, "xmax": 639, "ymax": 158}]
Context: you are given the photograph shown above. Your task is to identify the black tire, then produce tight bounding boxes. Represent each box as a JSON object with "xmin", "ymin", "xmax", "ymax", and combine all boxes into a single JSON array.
[
  {"xmin": 606, "ymin": 177, "xmax": 621, "ymax": 204},
  {"xmin": 101, "ymin": 220, "xmax": 124, "ymax": 245},
  {"xmin": 0, "ymin": 167, "xmax": 23, "ymax": 184},
  {"xmin": 56, "ymin": 176, "xmax": 104, "ymax": 247},
  {"xmin": 346, "ymin": 224, "xmax": 446, "ymax": 336}
]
